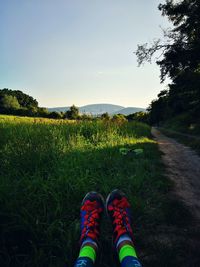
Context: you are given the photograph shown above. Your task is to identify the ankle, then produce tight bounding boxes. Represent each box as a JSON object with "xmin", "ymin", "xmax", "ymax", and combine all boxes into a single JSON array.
[
  {"xmin": 79, "ymin": 244, "xmax": 97, "ymax": 263},
  {"xmin": 116, "ymin": 234, "xmax": 133, "ymax": 250},
  {"xmin": 81, "ymin": 238, "xmax": 98, "ymax": 251},
  {"xmin": 118, "ymin": 244, "xmax": 137, "ymax": 262},
  {"xmin": 117, "ymin": 240, "xmax": 134, "ymax": 252}
]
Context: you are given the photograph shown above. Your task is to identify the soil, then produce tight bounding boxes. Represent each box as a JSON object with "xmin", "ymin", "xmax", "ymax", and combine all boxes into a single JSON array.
[{"xmin": 151, "ymin": 127, "xmax": 200, "ymax": 222}]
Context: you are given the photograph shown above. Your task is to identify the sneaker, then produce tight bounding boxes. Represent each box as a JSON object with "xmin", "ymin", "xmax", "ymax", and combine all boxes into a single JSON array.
[
  {"xmin": 106, "ymin": 189, "xmax": 134, "ymax": 246},
  {"xmin": 80, "ymin": 192, "xmax": 104, "ymax": 245}
]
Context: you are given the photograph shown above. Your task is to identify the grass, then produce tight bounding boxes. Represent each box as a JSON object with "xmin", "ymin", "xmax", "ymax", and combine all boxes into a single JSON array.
[
  {"xmin": 160, "ymin": 128, "xmax": 200, "ymax": 155},
  {"xmin": 0, "ymin": 115, "xmax": 197, "ymax": 267},
  {"xmin": 0, "ymin": 114, "xmax": 75, "ymax": 124},
  {"xmin": 163, "ymin": 113, "xmax": 200, "ymax": 135},
  {"xmin": 161, "ymin": 114, "xmax": 200, "ymax": 154}
]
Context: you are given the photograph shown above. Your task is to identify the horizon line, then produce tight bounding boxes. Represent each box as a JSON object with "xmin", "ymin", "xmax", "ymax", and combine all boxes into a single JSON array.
[{"xmin": 46, "ymin": 103, "xmax": 146, "ymax": 109}]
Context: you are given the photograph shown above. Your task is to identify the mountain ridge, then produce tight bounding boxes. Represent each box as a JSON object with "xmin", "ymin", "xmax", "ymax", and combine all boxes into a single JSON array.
[{"xmin": 47, "ymin": 103, "xmax": 145, "ymax": 115}]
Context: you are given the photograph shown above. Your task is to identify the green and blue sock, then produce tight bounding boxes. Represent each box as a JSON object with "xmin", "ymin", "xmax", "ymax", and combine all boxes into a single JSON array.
[
  {"xmin": 117, "ymin": 234, "xmax": 142, "ymax": 267},
  {"xmin": 74, "ymin": 238, "xmax": 97, "ymax": 267}
]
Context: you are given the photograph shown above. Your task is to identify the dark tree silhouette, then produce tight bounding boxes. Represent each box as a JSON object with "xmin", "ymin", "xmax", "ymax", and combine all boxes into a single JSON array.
[
  {"xmin": 65, "ymin": 105, "xmax": 79, "ymax": 120},
  {"xmin": 136, "ymin": 0, "xmax": 200, "ymax": 124},
  {"xmin": 0, "ymin": 88, "xmax": 38, "ymax": 109}
]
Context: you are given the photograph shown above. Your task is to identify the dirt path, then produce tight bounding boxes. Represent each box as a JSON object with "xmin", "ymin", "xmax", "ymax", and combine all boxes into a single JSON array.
[{"xmin": 151, "ymin": 127, "xmax": 200, "ymax": 223}]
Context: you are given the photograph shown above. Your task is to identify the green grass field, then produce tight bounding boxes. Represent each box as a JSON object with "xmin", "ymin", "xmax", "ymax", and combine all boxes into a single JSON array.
[{"xmin": 0, "ymin": 115, "xmax": 195, "ymax": 267}]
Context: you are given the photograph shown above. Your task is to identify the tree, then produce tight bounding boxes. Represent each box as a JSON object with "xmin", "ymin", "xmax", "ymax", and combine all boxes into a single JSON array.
[
  {"xmin": 112, "ymin": 114, "xmax": 127, "ymax": 123},
  {"xmin": 0, "ymin": 88, "xmax": 38, "ymax": 109},
  {"xmin": 136, "ymin": 0, "xmax": 200, "ymax": 122},
  {"xmin": 36, "ymin": 107, "xmax": 49, "ymax": 118},
  {"xmin": 80, "ymin": 113, "xmax": 93, "ymax": 121},
  {"xmin": 126, "ymin": 111, "xmax": 149, "ymax": 123},
  {"xmin": 49, "ymin": 111, "xmax": 63, "ymax": 119},
  {"xmin": 65, "ymin": 105, "xmax": 79, "ymax": 120},
  {"xmin": 101, "ymin": 112, "xmax": 110, "ymax": 120},
  {"xmin": 0, "ymin": 95, "xmax": 20, "ymax": 110}
]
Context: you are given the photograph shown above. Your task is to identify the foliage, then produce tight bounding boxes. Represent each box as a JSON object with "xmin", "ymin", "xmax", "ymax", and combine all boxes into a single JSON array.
[
  {"xmin": 0, "ymin": 88, "xmax": 42, "ymax": 117},
  {"xmin": 136, "ymin": 0, "xmax": 200, "ymax": 126},
  {"xmin": 48, "ymin": 111, "xmax": 63, "ymax": 119},
  {"xmin": 164, "ymin": 112, "xmax": 200, "ymax": 135},
  {"xmin": 112, "ymin": 114, "xmax": 127, "ymax": 123},
  {"xmin": 0, "ymin": 95, "xmax": 20, "ymax": 110},
  {"xmin": 0, "ymin": 88, "xmax": 38, "ymax": 109},
  {"xmin": 101, "ymin": 112, "xmax": 110, "ymax": 120},
  {"xmin": 0, "ymin": 89, "xmax": 67, "ymax": 120},
  {"xmin": 37, "ymin": 107, "xmax": 49, "ymax": 115},
  {"xmin": 65, "ymin": 105, "xmax": 79, "ymax": 120},
  {"xmin": 126, "ymin": 112, "xmax": 149, "ymax": 124},
  {"xmin": 80, "ymin": 113, "xmax": 93, "ymax": 121}
]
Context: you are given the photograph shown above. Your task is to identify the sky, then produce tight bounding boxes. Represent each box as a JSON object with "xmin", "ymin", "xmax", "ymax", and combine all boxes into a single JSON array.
[{"xmin": 0, "ymin": 0, "xmax": 170, "ymax": 108}]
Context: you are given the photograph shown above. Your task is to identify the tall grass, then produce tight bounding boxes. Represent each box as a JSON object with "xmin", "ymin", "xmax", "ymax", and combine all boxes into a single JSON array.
[{"xmin": 0, "ymin": 115, "xmax": 194, "ymax": 267}]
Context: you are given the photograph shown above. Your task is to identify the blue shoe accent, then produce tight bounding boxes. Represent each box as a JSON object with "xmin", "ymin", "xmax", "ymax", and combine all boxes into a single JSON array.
[
  {"xmin": 74, "ymin": 257, "xmax": 94, "ymax": 267},
  {"xmin": 121, "ymin": 256, "xmax": 142, "ymax": 267}
]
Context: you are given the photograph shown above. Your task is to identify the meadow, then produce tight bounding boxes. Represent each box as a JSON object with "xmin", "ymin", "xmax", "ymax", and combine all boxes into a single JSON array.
[{"xmin": 0, "ymin": 115, "xmax": 194, "ymax": 267}]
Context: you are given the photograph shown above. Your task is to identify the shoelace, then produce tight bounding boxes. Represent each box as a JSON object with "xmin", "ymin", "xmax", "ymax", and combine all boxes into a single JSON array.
[
  {"xmin": 108, "ymin": 197, "xmax": 133, "ymax": 241},
  {"xmin": 81, "ymin": 200, "xmax": 102, "ymax": 241}
]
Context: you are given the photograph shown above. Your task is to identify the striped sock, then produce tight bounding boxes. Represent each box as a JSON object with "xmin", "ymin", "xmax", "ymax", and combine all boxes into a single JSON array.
[
  {"xmin": 74, "ymin": 239, "xmax": 97, "ymax": 267},
  {"xmin": 119, "ymin": 245, "xmax": 142, "ymax": 267},
  {"xmin": 119, "ymin": 244, "xmax": 137, "ymax": 262},
  {"xmin": 117, "ymin": 234, "xmax": 132, "ymax": 248},
  {"xmin": 79, "ymin": 245, "xmax": 96, "ymax": 262}
]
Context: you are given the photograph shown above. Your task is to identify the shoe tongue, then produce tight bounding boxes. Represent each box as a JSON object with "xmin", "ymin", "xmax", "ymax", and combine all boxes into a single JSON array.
[
  {"xmin": 113, "ymin": 197, "xmax": 129, "ymax": 208},
  {"xmin": 82, "ymin": 200, "xmax": 98, "ymax": 211}
]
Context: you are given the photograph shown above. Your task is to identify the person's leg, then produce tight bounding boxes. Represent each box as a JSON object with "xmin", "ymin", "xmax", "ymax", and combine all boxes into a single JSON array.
[
  {"xmin": 74, "ymin": 192, "xmax": 104, "ymax": 267},
  {"xmin": 106, "ymin": 189, "xmax": 142, "ymax": 267}
]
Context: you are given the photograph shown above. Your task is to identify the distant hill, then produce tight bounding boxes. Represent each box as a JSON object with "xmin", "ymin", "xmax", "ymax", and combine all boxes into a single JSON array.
[
  {"xmin": 48, "ymin": 107, "xmax": 70, "ymax": 113},
  {"xmin": 112, "ymin": 107, "xmax": 146, "ymax": 115},
  {"xmin": 47, "ymin": 104, "xmax": 145, "ymax": 115},
  {"xmin": 79, "ymin": 104, "xmax": 124, "ymax": 115}
]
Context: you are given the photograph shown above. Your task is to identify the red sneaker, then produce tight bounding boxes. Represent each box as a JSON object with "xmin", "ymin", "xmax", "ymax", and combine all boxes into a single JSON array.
[
  {"xmin": 80, "ymin": 192, "xmax": 104, "ymax": 245},
  {"xmin": 106, "ymin": 189, "xmax": 134, "ymax": 246}
]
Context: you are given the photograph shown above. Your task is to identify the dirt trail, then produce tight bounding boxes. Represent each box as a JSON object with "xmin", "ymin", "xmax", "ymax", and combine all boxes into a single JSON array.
[{"xmin": 151, "ymin": 127, "xmax": 200, "ymax": 222}]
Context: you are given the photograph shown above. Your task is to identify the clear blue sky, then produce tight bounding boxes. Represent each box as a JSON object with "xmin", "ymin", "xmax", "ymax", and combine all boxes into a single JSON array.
[{"xmin": 0, "ymin": 0, "xmax": 169, "ymax": 108}]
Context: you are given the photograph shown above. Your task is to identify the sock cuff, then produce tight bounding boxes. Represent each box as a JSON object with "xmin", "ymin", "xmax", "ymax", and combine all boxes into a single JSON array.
[
  {"xmin": 116, "ymin": 234, "xmax": 132, "ymax": 249},
  {"xmin": 79, "ymin": 245, "xmax": 96, "ymax": 263},
  {"xmin": 81, "ymin": 238, "xmax": 97, "ymax": 249},
  {"xmin": 119, "ymin": 244, "xmax": 137, "ymax": 262}
]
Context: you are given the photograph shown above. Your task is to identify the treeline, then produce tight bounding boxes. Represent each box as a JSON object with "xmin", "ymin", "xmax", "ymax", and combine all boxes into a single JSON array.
[
  {"xmin": 0, "ymin": 88, "xmax": 51, "ymax": 117},
  {"xmin": 136, "ymin": 0, "xmax": 200, "ymax": 128},
  {"xmin": 0, "ymin": 88, "xmax": 69, "ymax": 119},
  {"xmin": 0, "ymin": 88, "xmax": 80, "ymax": 119},
  {"xmin": 0, "ymin": 88, "xmax": 148, "ymax": 122}
]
